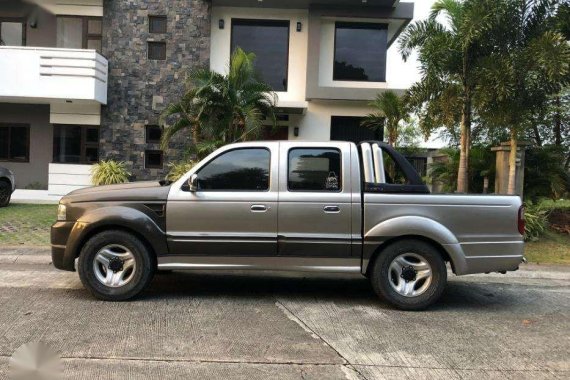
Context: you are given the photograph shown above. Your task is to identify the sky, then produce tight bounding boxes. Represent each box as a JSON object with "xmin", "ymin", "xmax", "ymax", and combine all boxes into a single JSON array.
[{"xmin": 387, "ymin": 0, "xmax": 447, "ymax": 149}]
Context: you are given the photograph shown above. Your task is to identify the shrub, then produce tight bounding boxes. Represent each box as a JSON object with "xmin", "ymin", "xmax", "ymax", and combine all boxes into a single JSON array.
[
  {"xmin": 524, "ymin": 203, "xmax": 549, "ymax": 242},
  {"xmin": 166, "ymin": 161, "xmax": 197, "ymax": 182},
  {"xmin": 91, "ymin": 160, "xmax": 131, "ymax": 186}
]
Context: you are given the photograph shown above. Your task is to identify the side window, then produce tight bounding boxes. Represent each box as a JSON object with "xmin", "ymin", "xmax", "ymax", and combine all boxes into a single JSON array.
[
  {"xmin": 288, "ymin": 148, "xmax": 342, "ymax": 191},
  {"xmin": 196, "ymin": 148, "xmax": 270, "ymax": 191}
]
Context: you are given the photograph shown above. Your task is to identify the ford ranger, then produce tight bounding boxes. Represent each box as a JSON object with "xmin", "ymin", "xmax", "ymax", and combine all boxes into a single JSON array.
[{"xmin": 51, "ymin": 141, "xmax": 525, "ymax": 310}]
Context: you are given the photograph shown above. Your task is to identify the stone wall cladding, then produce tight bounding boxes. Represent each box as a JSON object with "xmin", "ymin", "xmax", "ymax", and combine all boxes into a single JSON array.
[{"xmin": 101, "ymin": 0, "xmax": 211, "ymax": 180}]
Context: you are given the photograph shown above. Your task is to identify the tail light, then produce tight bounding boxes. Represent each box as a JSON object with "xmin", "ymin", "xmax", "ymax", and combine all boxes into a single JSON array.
[{"xmin": 518, "ymin": 206, "xmax": 525, "ymax": 235}]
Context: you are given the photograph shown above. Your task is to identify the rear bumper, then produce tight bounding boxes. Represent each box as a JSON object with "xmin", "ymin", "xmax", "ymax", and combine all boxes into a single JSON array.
[
  {"xmin": 444, "ymin": 241, "xmax": 525, "ymax": 275},
  {"xmin": 51, "ymin": 221, "xmax": 76, "ymax": 271}
]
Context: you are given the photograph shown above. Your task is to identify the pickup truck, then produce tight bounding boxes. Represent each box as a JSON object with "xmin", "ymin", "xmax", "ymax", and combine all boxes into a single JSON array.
[{"xmin": 52, "ymin": 141, "xmax": 525, "ymax": 310}]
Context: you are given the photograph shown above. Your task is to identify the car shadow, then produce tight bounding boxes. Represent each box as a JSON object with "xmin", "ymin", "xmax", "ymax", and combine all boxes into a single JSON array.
[{"xmin": 134, "ymin": 270, "xmax": 526, "ymax": 311}]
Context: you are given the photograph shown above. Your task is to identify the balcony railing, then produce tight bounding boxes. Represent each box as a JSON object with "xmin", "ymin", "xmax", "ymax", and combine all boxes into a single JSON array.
[{"xmin": 0, "ymin": 46, "xmax": 108, "ymax": 104}]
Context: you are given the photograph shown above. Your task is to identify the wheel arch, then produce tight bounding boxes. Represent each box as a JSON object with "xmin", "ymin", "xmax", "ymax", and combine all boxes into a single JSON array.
[
  {"xmin": 63, "ymin": 206, "xmax": 168, "ymax": 270},
  {"xmin": 364, "ymin": 235, "xmax": 453, "ymax": 277},
  {"xmin": 363, "ymin": 215, "xmax": 464, "ymax": 275}
]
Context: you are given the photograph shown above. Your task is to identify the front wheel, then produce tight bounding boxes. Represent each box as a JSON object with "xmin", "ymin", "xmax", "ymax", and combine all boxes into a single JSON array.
[
  {"xmin": 78, "ymin": 230, "xmax": 155, "ymax": 301},
  {"xmin": 369, "ymin": 240, "xmax": 447, "ymax": 310}
]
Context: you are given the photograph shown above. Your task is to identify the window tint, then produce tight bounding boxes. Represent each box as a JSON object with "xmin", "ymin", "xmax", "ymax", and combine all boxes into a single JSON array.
[
  {"xmin": 330, "ymin": 116, "xmax": 383, "ymax": 144},
  {"xmin": 288, "ymin": 148, "xmax": 341, "ymax": 191},
  {"xmin": 145, "ymin": 150, "xmax": 163, "ymax": 169},
  {"xmin": 146, "ymin": 125, "xmax": 162, "ymax": 143},
  {"xmin": 148, "ymin": 41, "xmax": 166, "ymax": 60},
  {"xmin": 149, "ymin": 16, "xmax": 167, "ymax": 33},
  {"xmin": 231, "ymin": 19, "xmax": 289, "ymax": 91},
  {"xmin": 197, "ymin": 148, "xmax": 270, "ymax": 191},
  {"xmin": 0, "ymin": 124, "xmax": 29, "ymax": 162},
  {"xmin": 334, "ymin": 22, "xmax": 387, "ymax": 82}
]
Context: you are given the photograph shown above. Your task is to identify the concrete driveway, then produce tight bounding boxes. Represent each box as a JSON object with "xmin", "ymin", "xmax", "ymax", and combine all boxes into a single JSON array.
[{"xmin": 0, "ymin": 247, "xmax": 569, "ymax": 379}]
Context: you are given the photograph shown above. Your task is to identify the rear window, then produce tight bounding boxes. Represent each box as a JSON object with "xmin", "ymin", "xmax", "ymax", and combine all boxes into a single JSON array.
[{"xmin": 288, "ymin": 148, "xmax": 342, "ymax": 191}]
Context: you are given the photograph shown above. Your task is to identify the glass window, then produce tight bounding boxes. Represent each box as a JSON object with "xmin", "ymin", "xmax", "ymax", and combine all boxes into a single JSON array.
[
  {"xmin": 145, "ymin": 150, "xmax": 163, "ymax": 169},
  {"xmin": 53, "ymin": 125, "xmax": 99, "ymax": 164},
  {"xmin": 146, "ymin": 125, "xmax": 162, "ymax": 144},
  {"xmin": 330, "ymin": 116, "xmax": 383, "ymax": 144},
  {"xmin": 148, "ymin": 41, "xmax": 166, "ymax": 60},
  {"xmin": 0, "ymin": 21, "xmax": 25, "ymax": 46},
  {"xmin": 231, "ymin": 19, "xmax": 289, "ymax": 91},
  {"xmin": 288, "ymin": 148, "xmax": 341, "ymax": 191},
  {"xmin": 0, "ymin": 124, "xmax": 30, "ymax": 162},
  {"xmin": 334, "ymin": 22, "xmax": 388, "ymax": 82},
  {"xmin": 149, "ymin": 16, "xmax": 167, "ymax": 34},
  {"xmin": 197, "ymin": 148, "xmax": 270, "ymax": 191},
  {"xmin": 57, "ymin": 17, "xmax": 83, "ymax": 49},
  {"xmin": 56, "ymin": 17, "xmax": 102, "ymax": 53}
]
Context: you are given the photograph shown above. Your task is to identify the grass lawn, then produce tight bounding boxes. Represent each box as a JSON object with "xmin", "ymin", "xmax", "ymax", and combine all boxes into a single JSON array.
[
  {"xmin": 0, "ymin": 203, "xmax": 568, "ymax": 265},
  {"xmin": 0, "ymin": 204, "xmax": 57, "ymax": 246},
  {"xmin": 525, "ymin": 229, "xmax": 570, "ymax": 265}
]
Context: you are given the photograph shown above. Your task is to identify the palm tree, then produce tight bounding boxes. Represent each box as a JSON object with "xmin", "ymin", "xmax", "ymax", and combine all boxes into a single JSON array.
[
  {"xmin": 361, "ymin": 90, "xmax": 408, "ymax": 147},
  {"xmin": 476, "ymin": 0, "xmax": 570, "ymax": 194},
  {"xmin": 399, "ymin": 0, "xmax": 500, "ymax": 193},
  {"xmin": 161, "ymin": 48, "xmax": 277, "ymax": 158}
]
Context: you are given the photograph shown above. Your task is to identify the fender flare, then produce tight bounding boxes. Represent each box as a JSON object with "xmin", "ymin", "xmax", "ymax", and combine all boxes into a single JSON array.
[
  {"xmin": 363, "ymin": 216, "xmax": 467, "ymax": 274},
  {"xmin": 62, "ymin": 206, "xmax": 168, "ymax": 270}
]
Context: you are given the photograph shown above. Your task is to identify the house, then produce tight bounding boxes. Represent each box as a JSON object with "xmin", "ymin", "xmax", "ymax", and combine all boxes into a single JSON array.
[{"xmin": 0, "ymin": 0, "xmax": 414, "ymax": 194}]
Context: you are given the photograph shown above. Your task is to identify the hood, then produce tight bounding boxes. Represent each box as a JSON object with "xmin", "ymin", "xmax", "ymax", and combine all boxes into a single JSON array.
[{"xmin": 62, "ymin": 181, "xmax": 171, "ymax": 204}]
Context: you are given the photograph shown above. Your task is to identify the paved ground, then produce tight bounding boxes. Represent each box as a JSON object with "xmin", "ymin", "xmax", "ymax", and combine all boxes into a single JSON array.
[{"xmin": 0, "ymin": 247, "xmax": 569, "ymax": 379}]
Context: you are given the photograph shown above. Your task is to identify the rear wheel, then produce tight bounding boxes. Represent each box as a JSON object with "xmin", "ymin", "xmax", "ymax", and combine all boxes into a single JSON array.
[
  {"xmin": 370, "ymin": 240, "xmax": 447, "ymax": 310},
  {"xmin": 0, "ymin": 180, "xmax": 11, "ymax": 207},
  {"xmin": 78, "ymin": 230, "xmax": 155, "ymax": 301}
]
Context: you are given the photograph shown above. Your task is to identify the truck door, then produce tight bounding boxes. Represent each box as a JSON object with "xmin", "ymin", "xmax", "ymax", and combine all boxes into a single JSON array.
[
  {"xmin": 277, "ymin": 142, "xmax": 353, "ymax": 257},
  {"xmin": 166, "ymin": 144, "xmax": 278, "ymax": 256}
]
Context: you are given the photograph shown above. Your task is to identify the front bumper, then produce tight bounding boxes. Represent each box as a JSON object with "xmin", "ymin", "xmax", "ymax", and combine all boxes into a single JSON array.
[{"xmin": 51, "ymin": 221, "xmax": 76, "ymax": 271}]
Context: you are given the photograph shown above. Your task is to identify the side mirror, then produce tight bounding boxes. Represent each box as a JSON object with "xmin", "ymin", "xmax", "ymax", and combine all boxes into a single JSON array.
[{"xmin": 188, "ymin": 174, "xmax": 198, "ymax": 192}]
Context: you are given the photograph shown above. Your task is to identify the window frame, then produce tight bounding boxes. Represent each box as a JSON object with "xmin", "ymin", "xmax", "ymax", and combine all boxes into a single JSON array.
[
  {"xmin": 333, "ymin": 21, "xmax": 388, "ymax": 83},
  {"xmin": 287, "ymin": 147, "xmax": 343, "ymax": 193},
  {"xmin": 56, "ymin": 15, "xmax": 102, "ymax": 53},
  {"xmin": 230, "ymin": 18, "xmax": 290, "ymax": 92},
  {"xmin": 147, "ymin": 41, "xmax": 166, "ymax": 60},
  {"xmin": 52, "ymin": 125, "xmax": 99, "ymax": 165},
  {"xmin": 0, "ymin": 123, "xmax": 30, "ymax": 163},
  {"xmin": 194, "ymin": 147, "xmax": 272, "ymax": 192},
  {"xmin": 144, "ymin": 149, "xmax": 164, "ymax": 169},
  {"xmin": 145, "ymin": 125, "xmax": 162, "ymax": 144},
  {"xmin": 149, "ymin": 15, "xmax": 167, "ymax": 34},
  {"xmin": 0, "ymin": 18, "xmax": 27, "ymax": 46}
]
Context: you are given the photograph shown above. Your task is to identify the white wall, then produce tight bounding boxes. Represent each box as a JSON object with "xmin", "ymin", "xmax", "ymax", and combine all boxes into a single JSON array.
[
  {"xmin": 211, "ymin": 7, "xmax": 309, "ymax": 105},
  {"xmin": 289, "ymin": 100, "xmax": 375, "ymax": 140}
]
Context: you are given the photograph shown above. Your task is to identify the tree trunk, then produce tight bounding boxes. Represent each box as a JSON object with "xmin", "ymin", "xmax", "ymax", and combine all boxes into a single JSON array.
[
  {"xmin": 388, "ymin": 125, "xmax": 396, "ymax": 147},
  {"xmin": 532, "ymin": 125, "xmax": 542, "ymax": 146},
  {"xmin": 554, "ymin": 95, "xmax": 562, "ymax": 146},
  {"xmin": 456, "ymin": 93, "xmax": 471, "ymax": 193},
  {"xmin": 507, "ymin": 129, "xmax": 518, "ymax": 195}
]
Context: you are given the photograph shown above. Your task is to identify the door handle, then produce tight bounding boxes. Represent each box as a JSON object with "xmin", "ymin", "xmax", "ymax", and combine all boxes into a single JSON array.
[
  {"xmin": 251, "ymin": 204, "xmax": 268, "ymax": 212},
  {"xmin": 323, "ymin": 205, "xmax": 340, "ymax": 213}
]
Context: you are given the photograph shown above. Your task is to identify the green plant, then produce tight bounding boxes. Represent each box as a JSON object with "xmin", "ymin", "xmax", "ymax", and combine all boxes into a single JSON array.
[
  {"xmin": 524, "ymin": 203, "xmax": 549, "ymax": 242},
  {"xmin": 91, "ymin": 160, "xmax": 131, "ymax": 186},
  {"xmin": 166, "ymin": 161, "xmax": 197, "ymax": 182},
  {"xmin": 362, "ymin": 90, "xmax": 408, "ymax": 147},
  {"xmin": 161, "ymin": 48, "xmax": 277, "ymax": 159}
]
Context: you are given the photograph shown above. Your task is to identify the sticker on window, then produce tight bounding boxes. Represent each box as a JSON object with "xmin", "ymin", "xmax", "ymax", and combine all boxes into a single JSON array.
[{"xmin": 325, "ymin": 172, "xmax": 339, "ymax": 190}]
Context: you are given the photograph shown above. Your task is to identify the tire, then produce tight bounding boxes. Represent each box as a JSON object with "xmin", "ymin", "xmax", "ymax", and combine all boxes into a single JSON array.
[
  {"xmin": 78, "ymin": 230, "xmax": 155, "ymax": 301},
  {"xmin": 0, "ymin": 180, "xmax": 11, "ymax": 207},
  {"xmin": 369, "ymin": 239, "xmax": 447, "ymax": 311}
]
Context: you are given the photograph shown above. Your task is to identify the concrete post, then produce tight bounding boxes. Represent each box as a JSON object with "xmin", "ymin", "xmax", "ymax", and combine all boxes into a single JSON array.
[{"xmin": 491, "ymin": 141, "xmax": 529, "ymax": 196}]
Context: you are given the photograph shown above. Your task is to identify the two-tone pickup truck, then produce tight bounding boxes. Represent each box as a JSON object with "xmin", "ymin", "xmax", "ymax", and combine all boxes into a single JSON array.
[{"xmin": 52, "ymin": 141, "xmax": 525, "ymax": 310}]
